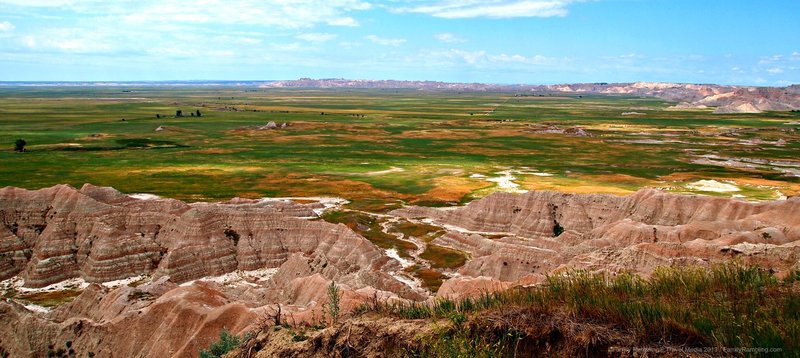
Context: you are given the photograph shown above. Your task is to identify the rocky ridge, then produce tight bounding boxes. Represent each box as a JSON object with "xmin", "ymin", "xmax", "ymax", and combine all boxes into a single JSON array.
[
  {"xmin": 259, "ymin": 79, "xmax": 800, "ymax": 113},
  {"xmin": 1, "ymin": 185, "xmax": 799, "ymax": 357},
  {"xmin": 393, "ymin": 189, "xmax": 800, "ymax": 283}
]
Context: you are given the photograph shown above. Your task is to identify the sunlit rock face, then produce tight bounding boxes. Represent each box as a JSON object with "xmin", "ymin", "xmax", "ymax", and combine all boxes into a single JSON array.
[
  {"xmin": 2, "ymin": 184, "xmax": 799, "ymax": 357},
  {"xmin": 393, "ymin": 189, "xmax": 800, "ymax": 281},
  {"xmin": 0, "ymin": 184, "xmax": 402, "ymax": 290}
]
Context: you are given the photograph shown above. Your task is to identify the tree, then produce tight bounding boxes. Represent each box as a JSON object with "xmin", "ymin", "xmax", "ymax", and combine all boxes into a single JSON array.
[
  {"xmin": 326, "ymin": 280, "xmax": 341, "ymax": 326},
  {"xmin": 14, "ymin": 139, "xmax": 26, "ymax": 152}
]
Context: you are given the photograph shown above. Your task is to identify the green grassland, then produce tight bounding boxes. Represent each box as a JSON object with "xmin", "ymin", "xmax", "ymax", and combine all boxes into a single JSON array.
[
  {"xmin": 368, "ymin": 263, "xmax": 800, "ymax": 355},
  {"xmin": 1, "ymin": 86, "xmax": 799, "ymax": 210}
]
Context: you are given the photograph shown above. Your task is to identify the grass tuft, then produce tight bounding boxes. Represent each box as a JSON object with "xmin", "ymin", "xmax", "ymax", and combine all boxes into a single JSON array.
[{"xmin": 372, "ymin": 262, "xmax": 800, "ymax": 354}]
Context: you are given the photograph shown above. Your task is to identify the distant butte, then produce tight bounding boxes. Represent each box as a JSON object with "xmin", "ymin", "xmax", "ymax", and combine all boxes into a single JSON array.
[
  {"xmin": 2, "ymin": 79, "xmax": 797, "ymax": 113},
  {"xmin": 259, "ymin": 79, "xmax": 800, "ymax": 113}
]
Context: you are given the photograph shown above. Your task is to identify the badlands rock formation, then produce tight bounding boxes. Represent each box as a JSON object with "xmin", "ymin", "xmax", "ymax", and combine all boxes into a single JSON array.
[
  {"xmin": 543, "ymin": 82, "xmax": 800, "ymax": 113},
  {"xmin": 259, "ymin": 79, "xmax": 800, "ymax": 113},
  {"xmin": 1, "ymin": 184, "xmax": 799, "ymax": 357},
  {"xmin": 392, "ymin": 189, "xmax": 800, "ymax": 282},
  {"xmin": 0, "ymin": 184, "xmax": 407, "ymax": 293},
  {"xmin": 0, "ymin": 184, "xmax": 415, "ymax": 357}
]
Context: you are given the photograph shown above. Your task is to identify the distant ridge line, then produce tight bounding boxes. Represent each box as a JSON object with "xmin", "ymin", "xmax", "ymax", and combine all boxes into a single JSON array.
[{"xmin": 1, "ymin": 79, "xmax": 797, "ymax": 113}]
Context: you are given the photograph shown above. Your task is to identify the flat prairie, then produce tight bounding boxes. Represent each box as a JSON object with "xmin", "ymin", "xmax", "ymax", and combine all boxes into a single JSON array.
[{"xmin": 1, "ymin": 86, "xmax": 798, "ymax": 210}]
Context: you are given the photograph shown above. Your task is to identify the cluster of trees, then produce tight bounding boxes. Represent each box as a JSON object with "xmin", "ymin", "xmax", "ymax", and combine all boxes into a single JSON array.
[
  {"xmin": 154, "ymin": 110, "xmax": 202, "ymax": 119},
  {"xmin": 172, "ymin": 110, "xmax": 202, "ymax": 118}
]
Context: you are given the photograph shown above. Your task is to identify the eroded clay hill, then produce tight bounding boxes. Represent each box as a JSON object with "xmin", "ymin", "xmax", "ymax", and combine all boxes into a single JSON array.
[
  {"xmin": 0, "ymin": 184, "xmax": 410, "ymax": 293},
  {"xmin": 1, "ymin": 184, "xmax": 798, "ymax": 357},
  {"xmin": 393, "ymin": 189, "xmax": 800, "ymax": 287}
]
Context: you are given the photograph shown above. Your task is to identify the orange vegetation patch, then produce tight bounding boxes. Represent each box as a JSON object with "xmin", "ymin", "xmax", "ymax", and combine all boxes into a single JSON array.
[
  {"xmin": 129, "ymin": 165, "xmax": 265, "ymax": 174},
  {"xmin": 243, "ymin": 104, "xmax": 468, "ymax": 117},
  {"xmin": 416, "ymin": 176, "xmax": 491, "ymax": 203},
  {"xmin": 581, "ymin": 123, "xmax": 696, "ymax": 133},
  {"xmin": 521, "ymin": 174, "xmax": 652, "ymax": 196},
  {"xmin": 229, "ymin": 191, "xmax": 266, "ymax": 199},
  {"xmin": 586, "ymin": 174, "xmax": 654, "ymax": 186},
  {"xmin": 399, "ymin": 129, "xmax": 485, "ymax": 140},
  {"xmin": 263, "ymin": 133, "xmax": 331, "ymax": 143},
  {"xmin": 657, "ymin": 172, "xmax": 702, "ymax": 181},
  {"xmin": 252, "ymin": 172, "xmax": 411, "ymax": 202}
]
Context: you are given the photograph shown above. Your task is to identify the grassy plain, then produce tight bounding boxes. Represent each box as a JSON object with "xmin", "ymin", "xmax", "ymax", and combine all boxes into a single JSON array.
[{"xmin": 1, "ymin": 86, "xmax": 799, "ymax": 211}]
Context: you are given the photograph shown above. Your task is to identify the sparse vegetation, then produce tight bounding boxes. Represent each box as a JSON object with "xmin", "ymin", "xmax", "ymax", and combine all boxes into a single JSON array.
[
  {"xmin": 368, "ymin": 263, "xmax": 800, "ymax": 354},
  {"xmin": 321, "ymin": 211, "xmax": 417, "ymax": 257},
  {"xmin": 45, "ymin": 342, "xmax": 75, "ymax": 358},
  {"xmin": 419, "ymin": 244, "xmax": 467, "ymax": 269},
  {"xmin": 1, "ymin": 87, "xmax": 797, "ymax": 205},
  {"xmin": 199, "ymin": 328, "xmax": 241, "ymax": 358},
  {"xmin": 15, "ymin": 289, "xmax": 82, "ymax": 308},
  {"xmin": 291, "ymin": 332, "xmax": 309, "ymax": 342},
  {"xmin": 326, "ymin": 280, "xmax": 341, "ymax": 326},
  {"xmin": 389, "ymin": 220, "xmax": 444, "ymax": 242},
  {"xmin": 405, "ymin": 265, "xmax": 446, "ymax": 292}
]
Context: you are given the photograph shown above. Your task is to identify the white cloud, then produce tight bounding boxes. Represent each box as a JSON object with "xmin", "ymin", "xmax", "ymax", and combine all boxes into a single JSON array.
[
  {"xmin": 327, "ymin": 17, "xmax": 359, "ymax": 26},
  {"xmin": 337, "ymin": 41, "xmax": 361, "ymax": 50},
  {"xmin": 400, "ymin": 0, "xmax": 583, "ymax": 19},
  {"xmin": 22, "ymin": 36, "xmax": 37, "ymax": 48},
  {"xmin": 123, "ymin": 1, "xmax": 369, "ymax": 28},
  {"xmin": 0, "ymin": 0, "xmax": 372, "ymax": 60},
  {"xmin": 214, "ymin": 35, "xmax": 263, "ymax": 45},
  {"xmin": 1, "ymin": 0, "xmax": 372, "ymax": 28},
  {"xmin": 270, "ymin": 43, "xmax": 305, "ymax": 52},
  {"xmin": 0, "ymin": 21, "xmax": 14, "ymax": 31},
  {"xmin": 366, "ymin": 35, "xmax": 406, "ymax": 46},
  {"xmin": 419, "ymin": 48, "xmax": 558, "ymax": 68},
  {"xmin": 0, "ymin": 0, "xmax": 82, "ymax": 6},
  {"xmin": 18, "ymin": 27, "xmax": 114, "ymax": 53},
  {"xmin": 297, "ymin": 33, "xmax": 337, "ymax": 42},
  {"xmin": 434, "ymin": 32, "xmax": 465, "ymax": 43},
  {"xmin": 766, "ymin": 67, "xmax": 784, "ymax": 74},
  {"xmin": 446, "ymin": 49, "xmax": 487, "ymax": 64},
  {"xmin": 490, "ymin": 53, "xmax": 527, "ymax": 63}
]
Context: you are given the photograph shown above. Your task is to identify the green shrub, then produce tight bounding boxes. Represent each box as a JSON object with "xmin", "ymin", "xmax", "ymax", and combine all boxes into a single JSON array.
[
  {"xmin": 14, "ymin": 138, "xmax": 26, "ymax": 152},
  {"xmin": 199, "ymin": 329, "xmax": 241, "ymax": 358},
  {"xmin": 327, "ymin": 281, "xmax": 341, "ymax": 325}
]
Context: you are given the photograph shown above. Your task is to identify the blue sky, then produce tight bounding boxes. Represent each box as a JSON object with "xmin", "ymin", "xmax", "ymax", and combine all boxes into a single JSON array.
[{"xmin": 0, "ymin": 0, "xmax": 798, "ymax": 85}]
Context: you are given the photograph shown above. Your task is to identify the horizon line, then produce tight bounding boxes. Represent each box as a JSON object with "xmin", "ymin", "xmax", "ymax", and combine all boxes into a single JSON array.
[{"xmin": 0, "ymin": 78, "xmax": 796, "ymax": 88}]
